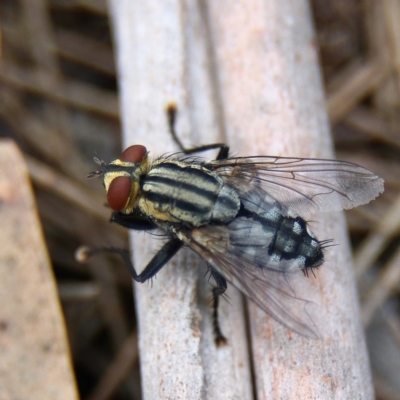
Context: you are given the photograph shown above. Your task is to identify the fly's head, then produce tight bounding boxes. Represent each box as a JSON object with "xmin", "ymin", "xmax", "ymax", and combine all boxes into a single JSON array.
[{"xmin": 88, "ymin": 145, "xmax": 149, "ymax": 214}]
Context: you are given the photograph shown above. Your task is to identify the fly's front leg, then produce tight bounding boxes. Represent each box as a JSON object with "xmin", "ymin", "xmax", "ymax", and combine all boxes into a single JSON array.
[
  {"xmin": 76, "ymin": 238, "xmax": 183, "ymax": 283},
  {"xmin": 209, "ymin": 266, "xmax": 228, "ymax": 346},
  {"xmin": 166, "ymin": 103, "xmax": 229, "ymax": 160}
]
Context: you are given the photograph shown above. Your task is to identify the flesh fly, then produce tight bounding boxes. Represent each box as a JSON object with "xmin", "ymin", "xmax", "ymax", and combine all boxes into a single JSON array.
[{"xmin": 78, "ymin": 111, "xmax": 384, "ymax": 344}]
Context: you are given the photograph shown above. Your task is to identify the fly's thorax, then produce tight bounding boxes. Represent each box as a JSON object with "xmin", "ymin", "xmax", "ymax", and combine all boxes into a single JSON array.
[
  {"xmin": 103, "ymin": 154, "xmax": 150, "ymax": 214},
  {"xmin": 138, "ymin": 159, "xmax": 240, "ymax": 227}
]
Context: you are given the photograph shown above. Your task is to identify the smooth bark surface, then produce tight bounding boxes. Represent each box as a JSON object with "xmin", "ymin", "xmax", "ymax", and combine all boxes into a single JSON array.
[
  {"xmin": 205, "ymin": 1, "xmax": 373, "ymax": 398},
  {"xmin": 108, "ymin": 0, "xmax": 374, "ymax": 398},
  {"xmin": 0, "ymin": 140, "xmax": 78, "ymax": 400}
]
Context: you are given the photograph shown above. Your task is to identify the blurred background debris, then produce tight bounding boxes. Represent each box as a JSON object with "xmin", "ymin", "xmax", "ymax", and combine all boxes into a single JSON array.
[{"xmin": 0, "ymin": 0, "xmax": 399, "ymax": 398}]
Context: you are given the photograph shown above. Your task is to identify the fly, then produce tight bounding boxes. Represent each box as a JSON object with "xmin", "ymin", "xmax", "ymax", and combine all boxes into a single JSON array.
[{"xmin": 77, "ymin": 105, "xmax": 384, "ymax": 344}]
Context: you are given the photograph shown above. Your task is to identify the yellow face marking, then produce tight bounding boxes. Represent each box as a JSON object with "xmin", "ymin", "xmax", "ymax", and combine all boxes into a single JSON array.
[
  {"xmin": 103, "ymin": 170, "xmax": 130, "ymax": 192},
  {"xmin": 103, "ymin": 154, "xmax": 151, "ymax": 214}
]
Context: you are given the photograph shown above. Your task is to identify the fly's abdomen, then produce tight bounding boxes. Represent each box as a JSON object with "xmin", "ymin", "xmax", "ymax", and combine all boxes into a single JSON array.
[
  {"xmin": 269, "ymin": 216, "xmax": 323, "ymax": 269},
  {"xmin": 139, "ymin": 160, "xmax": 240, "ymax": 227},
  {"xmin": 227, "ymin": 205, "xmax": 324, "ymax": 272}
]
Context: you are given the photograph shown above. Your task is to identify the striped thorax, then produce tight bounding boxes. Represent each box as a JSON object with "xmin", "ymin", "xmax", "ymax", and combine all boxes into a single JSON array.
[{"xmin": 103, "ymin": 151, "xmax": 240, "ymax": 228}]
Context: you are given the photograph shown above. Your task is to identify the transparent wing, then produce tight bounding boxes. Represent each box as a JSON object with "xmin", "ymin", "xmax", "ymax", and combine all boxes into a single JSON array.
[
  {"xmin": 208, "ymin": 156, "xmax": 384, "ymax": 216},
  {"xmin": 178, "ymin": 218, "xmax": 321, "ymax": 338}
]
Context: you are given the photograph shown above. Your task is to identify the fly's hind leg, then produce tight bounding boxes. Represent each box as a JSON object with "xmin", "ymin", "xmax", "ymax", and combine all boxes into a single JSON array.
[
  {"xmin": 166, "ymin": 103, "xmax": 229, "ymax": 160},
  {"xmin": 209, "ymin": 266, "xmax": 228, "ymax": 346}
]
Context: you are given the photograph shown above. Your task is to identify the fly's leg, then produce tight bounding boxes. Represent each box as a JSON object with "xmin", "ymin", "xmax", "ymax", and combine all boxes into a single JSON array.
[
  {"xmin": 166, "ymin": 103, "xmax": 229, "ymax": 344},
  {"xmin": 209, "ymin": 266, "xmax": 228, "ymax": 346},
  {"xmin": 166, "ymin": 103, "xmax": 229, "ymax": 160},
  {"xmin": 111, "ymin": 211, "xmax": 158, "ymax": 231},
  {"xmin": 76, "ymin": 238, "xmax": 183, "ymax": 283}
]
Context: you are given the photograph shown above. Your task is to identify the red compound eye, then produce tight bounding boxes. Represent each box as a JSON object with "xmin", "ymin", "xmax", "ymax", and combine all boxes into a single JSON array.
[
  {"xmin": 107, "ymin": 145, "xmax": 146, "ymax": 211},
  {"xmin": 107, "ymin": 176, "xmax": 131, "ymax": 211},
  {"xmin": 120, "ymin": 145, "xmax": 147, "ymax": 163}
]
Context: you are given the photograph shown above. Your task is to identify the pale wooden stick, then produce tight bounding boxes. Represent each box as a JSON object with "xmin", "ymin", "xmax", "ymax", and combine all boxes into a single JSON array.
[
  {"xmin": 207, "ymin": 1, "xmax": 373, "ymax": 398},
  {"xmin": 0, "ymin": 140, "xmax": 78, "ymax": 400},
  {"xmin": 108, "ymin": 1, "xmax": 252, "ymax": 398},
  {"xmin": 108, "ymin": 0, "xmax": 374, "ymax": 398}
]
